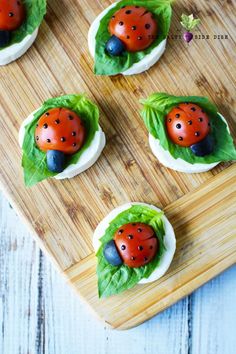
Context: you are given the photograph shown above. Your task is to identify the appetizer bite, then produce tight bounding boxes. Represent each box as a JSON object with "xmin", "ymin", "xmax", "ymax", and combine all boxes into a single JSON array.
[
  {"xmin": 19, "ymin": 95, "xmax": 106, "ymax": 186},
  {"xmin": 93, "ymin": 202, "xmax": 176, "ymax": 297},
  {"xmin": 141, "ymin": 93, "xmax": 236, "ymax": 173},
  {"xmin": 0, "ymin": 0, "xmax": 46, "ymax": 65},
  {"xmin": 88, "ymin": 0, "xmax": 172, "ymax": 76}
]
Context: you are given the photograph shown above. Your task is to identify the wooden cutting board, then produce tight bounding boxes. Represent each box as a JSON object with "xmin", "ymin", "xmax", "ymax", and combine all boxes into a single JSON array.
[{"xmin": 0, "ymin": 0, "xmax": 235, "ymax": 329}]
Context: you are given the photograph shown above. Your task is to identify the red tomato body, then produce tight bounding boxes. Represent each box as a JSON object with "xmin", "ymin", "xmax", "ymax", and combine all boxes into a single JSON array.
[
  {"xmin": 0, "ymin": 0, "xmax": 25, "ymax": 31},
  {"xmin": 166, "ymin": 103, "xmax": 210, "ymax": 147},
  {"xmin": 35, "ymin": 108, "xmax": 86, "ymax": 155},
  {"xmin": 109, "ymin": 6, "xmax": 158, "ymax": 52},
  {"xmin": 114, "ymin": 223, "xmax": 158, "ymax": 268}
]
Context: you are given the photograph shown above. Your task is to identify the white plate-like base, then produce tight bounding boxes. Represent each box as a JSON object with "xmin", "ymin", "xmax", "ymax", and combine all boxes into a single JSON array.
[
  {"xmin": 19, "ymin": 110, "xmax": 106, "ymax": 180},
  {"xmin": 88, "ymin": 2, "xmax": 166, "ymax": 76},
  {"xmin": 93, "ymin": 202, "xmax": 176, "ymax": 284},
  {"xmin": 149, "ymin": 135, "xmax": 219, "ymax": 173},
  {"xmin": 148, "ymin": 113, "xmax": 230, "ymax": 173},
  {"xmin": 0, "ymin": 28, "xmax": 38, "ymax": 66}
]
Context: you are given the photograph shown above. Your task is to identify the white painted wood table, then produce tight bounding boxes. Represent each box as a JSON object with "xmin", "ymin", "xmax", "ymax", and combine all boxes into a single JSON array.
[{"xmin": 0, "ymin": 191, "xmax": 236, "ymax": 354}]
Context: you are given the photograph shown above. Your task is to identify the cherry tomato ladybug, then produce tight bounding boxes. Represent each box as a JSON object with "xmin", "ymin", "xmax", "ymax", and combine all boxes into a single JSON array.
[
  {"xmin": 114, "ymin": 223, "xmax": 158, "ymax": 268},
  {"xmin": 108, "ymin": 6, "xmax": 158, "ymax": 52},
  {"xmin": 0, "ymin": 0, "xmax": 25, "ymax": 31},
  {"xmin": 35, "ymin": 108, "xmax": 86, "ymax": 155},
  {"xmin": 166, "ymin": 103, "xmax": 211, "ymax": 147}
]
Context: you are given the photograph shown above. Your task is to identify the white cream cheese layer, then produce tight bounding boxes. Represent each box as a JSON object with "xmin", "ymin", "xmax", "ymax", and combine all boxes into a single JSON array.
[
  {"xmin": 19, "ymin": 110, "xmax": 106, "ymax": 179},
  {"xmin": 0, "ymin": 28, "xmax": 38, "ymax": 66},
  {"xmin": 93, "ymin": 202, "xmax": 176, "ymax": 284},
  {"xmin": 88, "ymin": 3, "xmax": 166, "ymax": 75},
  {"xmin": 149, "ymin": 114, "xmax": 230, "ymax": 173}
]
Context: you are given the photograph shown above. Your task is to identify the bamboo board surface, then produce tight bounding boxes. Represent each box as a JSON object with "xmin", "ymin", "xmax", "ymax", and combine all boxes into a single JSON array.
[
  {"xmin": 0, "ymin": 0, "xmax": 235, "ymax": 329},
  {"xmin": 1, "ymin": 193, "xmax": 236, "ymax": 353}
]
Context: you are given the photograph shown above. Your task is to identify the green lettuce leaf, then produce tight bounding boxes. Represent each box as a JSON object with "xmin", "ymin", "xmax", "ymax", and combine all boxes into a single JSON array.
[
  {"xmin": 96, "ymin": 205, "xmax": 166, "ymax": 298},
  {"xmin": 0, "ymin": 0, "xmax": 47, "ymax": 50},
  {"xmin": 140, "ymin": 92, "xmax": 236, "ymax": 164},
  {"xmin": 22, "ymin": 94, "xmax": 99, "ymax": 187},
  {"xmin": 94, "ymin": 0, "xmax": 172, "ymax": 75}
]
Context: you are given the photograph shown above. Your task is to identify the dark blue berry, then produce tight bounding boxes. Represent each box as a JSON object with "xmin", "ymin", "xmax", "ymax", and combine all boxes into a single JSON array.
[
  {"xmin": 0, "ymin": 30, "xmax": 11, "ymax": 48},
  {"xmin": 103, "ymin": 240, "xmax": 123, "ymax": 266},
  {"xmin": 46, "ymin": 150, "xmax": 65, "ymax": 173},
  {"xmin": 190, "ymin": 135, "xmax": 214, "ymax": 157},
  {"xmin": 105, "ymin": 35, "xmax": 125, "ymax": 56}
]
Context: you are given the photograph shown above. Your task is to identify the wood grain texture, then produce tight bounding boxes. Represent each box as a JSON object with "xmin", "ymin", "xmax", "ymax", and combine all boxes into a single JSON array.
[
  {"xmin": 1, "ymin": 193, "xmax": 236, "ymax": 354},
  {"xmin": 0, "ymin": 0, "xmax": 235, "ymax": 329}
]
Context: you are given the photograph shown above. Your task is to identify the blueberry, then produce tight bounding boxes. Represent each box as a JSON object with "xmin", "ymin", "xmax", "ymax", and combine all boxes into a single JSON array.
[
  {"xmin": 0, "ymin": 30, "xmax": 11, "ymax": 48},
  {"xmin": 103, "ymin": 240, "xmax": 123, "ymax": 266},
  {"xmin": 46, "ymin": 150, "xmax": 65, "ymax": 173},
  {"xmin": 190, "ymin": 135, "xmax": 214, "ymax": 157},
  {"xmin": 105, "ymin": 35, "xmax": 125, "ymax": 56}
]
